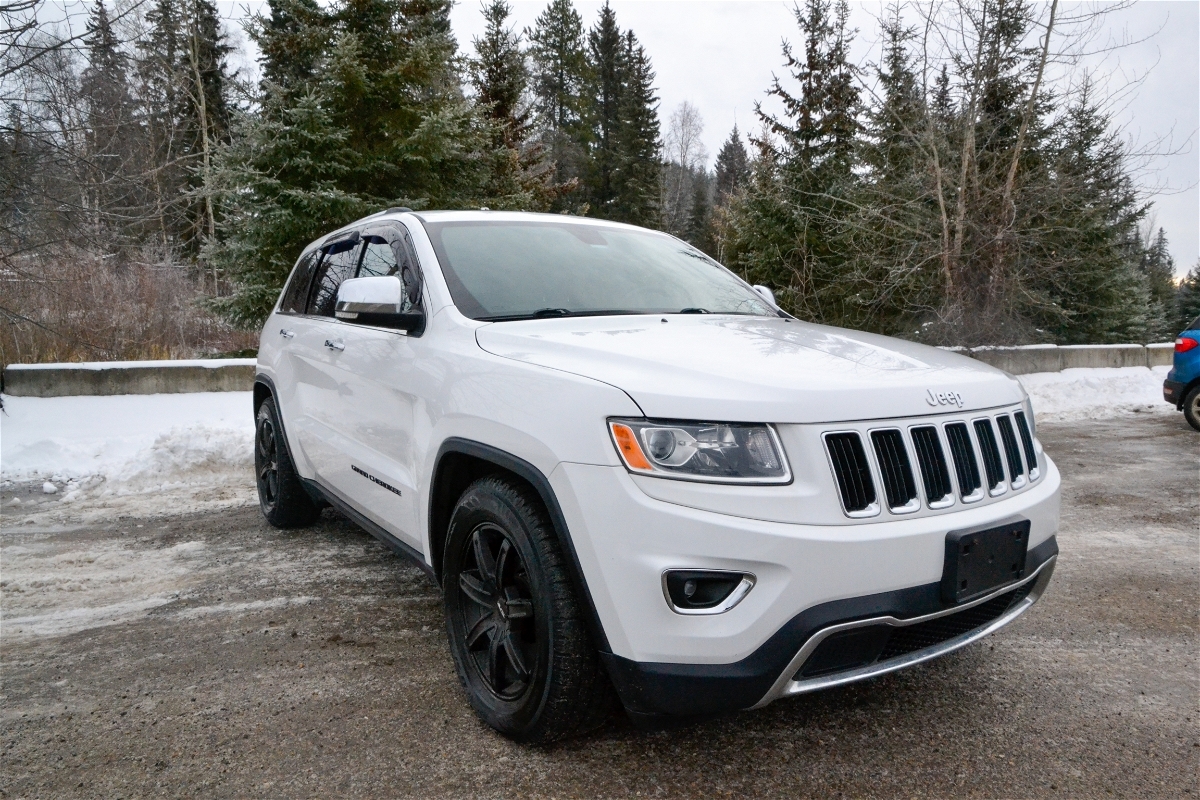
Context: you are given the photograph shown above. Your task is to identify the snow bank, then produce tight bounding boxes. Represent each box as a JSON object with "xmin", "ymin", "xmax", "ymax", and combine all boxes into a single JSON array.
[
  {"xmin": 1018, "ymin": 366, "xmax": 1173, "ymax": 423},
  {"xmin": 0, "ymin": 365, "xmax": 1178, "ymax": 522},
  {"xmin": 1, "ymin": 392, "xmax": 255, "ymax": 521}
]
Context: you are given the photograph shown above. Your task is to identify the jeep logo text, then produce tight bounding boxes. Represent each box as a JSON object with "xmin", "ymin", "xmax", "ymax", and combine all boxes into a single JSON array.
[{"xmin": 926, "ymin": 389, "xmax": 964, "ymax": 408}]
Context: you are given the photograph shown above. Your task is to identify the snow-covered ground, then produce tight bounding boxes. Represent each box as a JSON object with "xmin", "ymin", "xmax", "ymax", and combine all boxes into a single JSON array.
[
  {"xmin": 2, "ymin": 392, "xmax": 255, "ymax": 523},
  {"xmin": 0, "ymin": 365, "xmax": 1178, "ymax": 524}
]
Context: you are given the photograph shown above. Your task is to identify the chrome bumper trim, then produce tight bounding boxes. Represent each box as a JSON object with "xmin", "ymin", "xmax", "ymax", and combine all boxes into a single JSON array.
[{"xmin": 752, "ymin": 554, "xmax": 1056, "ymax": 708}]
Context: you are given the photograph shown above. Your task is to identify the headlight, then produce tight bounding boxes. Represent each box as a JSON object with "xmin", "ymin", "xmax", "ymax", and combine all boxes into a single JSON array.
[{"xmin": 608, "ymin": 418, "xmax": 791, "ymax": 484}]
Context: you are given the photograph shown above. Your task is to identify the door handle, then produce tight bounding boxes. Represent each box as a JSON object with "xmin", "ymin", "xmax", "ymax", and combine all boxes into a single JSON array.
[
  {"xmin": 324, "ymin": 339, "xmax": 345, "ymax": 352},
  {"xmin": 279, "ymin": 328, "xmax": 294, "ymax": 339}
]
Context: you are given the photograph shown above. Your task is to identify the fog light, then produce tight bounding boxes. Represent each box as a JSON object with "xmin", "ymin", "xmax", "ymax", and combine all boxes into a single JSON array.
[{"xmin": 662, "ymin": 570, "xmax": 756, "ymax": 615}]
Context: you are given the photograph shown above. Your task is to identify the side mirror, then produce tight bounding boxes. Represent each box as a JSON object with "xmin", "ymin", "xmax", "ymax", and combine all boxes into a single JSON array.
[
  {"xmin": 335, "ymin": 276, "xmax": 424, "ymax": 332},
  {"xmin": 752, "ymin": 285, "xmax": 777, "ymax": 307}
]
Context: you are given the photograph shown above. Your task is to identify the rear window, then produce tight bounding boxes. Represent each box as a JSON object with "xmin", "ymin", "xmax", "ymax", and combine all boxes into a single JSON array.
[{"xmin": 1190, "ymin": 316, "xmax": 1200, "ymax": 332}]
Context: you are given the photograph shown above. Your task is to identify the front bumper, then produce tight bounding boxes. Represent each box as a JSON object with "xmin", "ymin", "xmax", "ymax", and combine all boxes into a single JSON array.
[
  {"xmin": 549, "ymin": 455, "xmax": 1061, "ymax": 718},
  {"xmin": 1164, "ymin": 378, "xmax": 1185, "ymax": 408},
  {"xmin": 600, "ymin": 538, "xmax": 1056, "ymax": 717}
]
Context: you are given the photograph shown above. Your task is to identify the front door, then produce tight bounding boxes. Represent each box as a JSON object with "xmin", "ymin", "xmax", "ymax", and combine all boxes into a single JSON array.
[{"xmin": 306, "ymin": 226, "xmax": 424, "ymax": 549}]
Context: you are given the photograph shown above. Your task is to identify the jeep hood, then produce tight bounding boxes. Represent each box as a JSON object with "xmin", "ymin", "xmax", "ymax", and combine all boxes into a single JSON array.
[{"xmin": 474, "ymin": 315, "xmax": 1025, "ymax": 424}]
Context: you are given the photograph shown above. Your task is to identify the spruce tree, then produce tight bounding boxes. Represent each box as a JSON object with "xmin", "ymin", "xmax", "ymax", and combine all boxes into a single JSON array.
[
  {"xmin": 584, "ymin": 2, "xmax": 623, "ymax": 217},
  {"xmin": 526, "ymin": 0, "xmax": 589, "ymax": 209},
  {"xmin": 612, "ymin": 30, "xmax": 659, "ymax": 227},
  {"xmin": 207, "ymin": 0, "xmax": 540, "ymax": 325},
  {"xmin": 471, "ymin": 0, "xmax": 529, "ymax": 145},
  {"xmin": 1141, "ymin": 228, "xmax": 1178, "ymax": 338},
  {"xmin": 1026, "ymin": 81, "xmax": 1148, "ymax": 343},
  {"xmin": 1177, "ymin": 263, "xmax": 1200, "ymax": 331},
  {"xmin": 725, "ymin": 0, "xmax": 861, "ymax": 323},
  {"xmin": 256, "ymin": 0, "xmax": 328, "ymax": 100},
  {"xmin": 713, "ymin": 125, "xmax": 749, "ymax": 206},
  {"xmin": 81, "ymin": 0, "xmax": 137, "ymax": 244},
  {"xmin": 685, "ymin": 170, "xmax": 714, "ymax": 254}
]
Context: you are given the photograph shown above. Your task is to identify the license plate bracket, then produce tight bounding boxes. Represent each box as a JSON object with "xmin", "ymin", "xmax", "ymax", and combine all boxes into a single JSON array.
[{"xmin": 941, "ymin": 520, "xmax": 1030, "ymax": 604}]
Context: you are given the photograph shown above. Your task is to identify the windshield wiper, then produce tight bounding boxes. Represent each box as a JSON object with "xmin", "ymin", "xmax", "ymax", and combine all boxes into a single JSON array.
[
  {"xmin": 679, "ymin": 307, "xmax": 710, "ymax": 314},
  {"xmin": 477, "ymin": 309, "xmax": 644, "ymax": 322}
]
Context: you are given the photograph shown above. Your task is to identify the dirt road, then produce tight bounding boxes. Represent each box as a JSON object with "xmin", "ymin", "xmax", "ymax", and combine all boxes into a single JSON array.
[{"xmin": 2, "ymin": 414, "xmax": 1196, "ymax": 798}]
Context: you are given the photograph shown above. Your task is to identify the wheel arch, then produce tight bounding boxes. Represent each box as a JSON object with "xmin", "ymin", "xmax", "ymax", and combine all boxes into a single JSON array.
[{"xmin": 429, "ymin": 438, "xmax": 612, "ymax": 654}]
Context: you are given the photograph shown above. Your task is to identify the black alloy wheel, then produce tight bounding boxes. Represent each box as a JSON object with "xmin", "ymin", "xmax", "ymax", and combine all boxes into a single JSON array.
[
  {"xmin": 256, "ymin": 410, "xmax": 281, "ymax": 510},
  {"xmin": 456, "ymin": 523, "xmax": 539, "ymax": 700},
  {"xmin": 442, "ymin": 476, "xmax": 614, "ymax": 742},
  {"xmin": 254, "ymin": 398, "xmax": 320, "ymax": 528}
]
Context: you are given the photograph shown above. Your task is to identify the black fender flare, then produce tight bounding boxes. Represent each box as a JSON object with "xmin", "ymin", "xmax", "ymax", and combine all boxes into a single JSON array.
[{"xmin": 430, "ymin": 438, "xmax": 612, "ymax": 654}]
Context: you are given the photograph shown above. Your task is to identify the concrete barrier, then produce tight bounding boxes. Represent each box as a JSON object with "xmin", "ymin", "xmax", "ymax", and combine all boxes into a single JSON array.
[
  {"xmin": 0, "ymin": 342, "xmax": 1179, "ymax": 397},
  {"xmin": 2, "ymin": 358, "xmax": 256, "ymax": 397},
  {"xmin": 1146, "ymin": 343, "xmax": 1176, "ymax": 368},
  {"xmin": 959, "ymin": 343, "xmax": 1175, "ymax": 375}
]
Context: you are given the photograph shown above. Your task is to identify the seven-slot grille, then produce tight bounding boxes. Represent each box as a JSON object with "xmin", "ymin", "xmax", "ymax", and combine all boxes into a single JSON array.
[{"xmin": 825, "ymin": 409, "xmax": 1039, "ymax": 517}]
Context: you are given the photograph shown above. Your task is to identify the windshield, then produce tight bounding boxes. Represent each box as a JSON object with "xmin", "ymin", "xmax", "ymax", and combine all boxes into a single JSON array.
[{"xmin": 422, "ymin": 219, "xmax": 777, "ymax": 321}]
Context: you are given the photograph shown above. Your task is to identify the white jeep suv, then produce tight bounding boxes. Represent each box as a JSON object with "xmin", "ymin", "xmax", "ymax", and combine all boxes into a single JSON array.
[{"xmin": 254, "ymin": 210, "xmax": 1059, "ymax": 741}]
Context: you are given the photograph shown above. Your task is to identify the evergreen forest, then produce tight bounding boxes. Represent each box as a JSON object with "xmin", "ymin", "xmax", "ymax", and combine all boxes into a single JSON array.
[{"xmin": 1, "ymin": 0, "xmax": 1196, "ymax": 364}]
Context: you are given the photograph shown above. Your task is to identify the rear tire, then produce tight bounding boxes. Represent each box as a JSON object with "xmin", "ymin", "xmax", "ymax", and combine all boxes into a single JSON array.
[
  {"xmin": 255, "ymin": 398, "xmax": 321, "ymax": 528},
  {"xmin": 442, "ymin": 475, "xmax": 613, "ymax": 742},
  {"xmin": 1183, "ymin": 385, "xmax": 1200, "ymax": 432}
]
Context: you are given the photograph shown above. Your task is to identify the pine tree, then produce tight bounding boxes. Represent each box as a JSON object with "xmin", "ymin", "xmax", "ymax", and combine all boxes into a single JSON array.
[
  {"xmin": 256, "ymin": 0, "xmax": 328, "ymax": 99},
  {"xmin": 849, "ymin": 4, "xmax": 945, "ymax": 334},
  {"xmin": 584, "ymin": 2, "xmax": 624, "ymax": 217},
  {"xmin": 470, "ymin": 0, "xmax": 558, "ymax": 208},
  {"xmin": 471, "ymin": 0, "xmax": 529, "ymax": 145},
  {"xmin": 612, "ymin": 30, "xmax": 659, "ymax": 227},
  {"xmin": 180, "ymin": 0, "xmax": 234, "ymax": 251},
  {"xmin": 81, "ymin": 0, "xmax": 138, "ymax": 244},
  {"xmin": 725, "ymin": 0, "xmax": 861, "ymax": 323},
  {"xmin": 713, "ymin": 125, "xmax": 749, "ymax": 206},
  {"xmin": 207, "ymin": 0, "xmax": 538, "ymax": 325},
  {"xmin": 1025, "ymin": 81, "xmax": 1148, "ymax": 343},
  {"xmin": 1141, "ymin": 228, "xmax": 1177, "ymax": 338},
  {"xmin": 526, "ymin": 0, "xmax": 589, "ymax": 207},
  {"xmin": 685, "ymin": 170, "xmax": 714, "ymax": 254},
  {"xmin": 1177, "ymin": 262, "xmax": 1200, "ymax": 331}
]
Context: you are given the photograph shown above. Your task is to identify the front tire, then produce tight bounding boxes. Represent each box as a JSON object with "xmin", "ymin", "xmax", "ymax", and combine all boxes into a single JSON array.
[
  {"xmin": 1183, "ymin": 385, "xmax": 1200, "ymax": 432},
  {"xmin": 442, "ymin": 476, "xmax": 613, "ymax": 742},
  {"xmin": 255, "ymin": 398, "xmax": 321, "ymax": 528}
]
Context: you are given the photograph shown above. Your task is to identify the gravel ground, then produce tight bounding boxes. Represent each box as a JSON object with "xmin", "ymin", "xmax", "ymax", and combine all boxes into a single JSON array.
[{"xmin": 1, "ymin": 414, "xmax": 1196, "ymax": 798}]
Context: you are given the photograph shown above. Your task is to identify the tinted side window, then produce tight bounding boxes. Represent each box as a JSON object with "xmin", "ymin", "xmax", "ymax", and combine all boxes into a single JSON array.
[
  {"xmin": 279, "ymin": 250, "xmax": 320, "ymax": 314},
  {"xmin": 358, "ymin": 235, "xmax": 399, "ymax": 278},
  {"xmin": 358, "ymin": 229, "xmax": 420, "ymax": 312},
  {"xmin": 307, "ymin": 238, "xmax": 362, "ymax": 317}
]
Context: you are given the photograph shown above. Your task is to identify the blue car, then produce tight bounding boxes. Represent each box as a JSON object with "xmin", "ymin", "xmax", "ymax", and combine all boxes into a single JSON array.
[{"xmin": 1163, "ymin": 315, "xmax": 1200, "ymax": 431}]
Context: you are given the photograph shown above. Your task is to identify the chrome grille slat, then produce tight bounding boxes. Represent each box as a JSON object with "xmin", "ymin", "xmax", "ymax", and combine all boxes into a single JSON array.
[
  {"xmin": 973, "ymin": 418, "xmax": 1006, "ymax": 491},
  {"xmin": 1013, "ymin": 411, "xmax": 1038, "ymax": 476},
  {"xmin": 825, "ymin": 432, "xmax": 876, "ymax": 514},
  {"xmin": 870, "ymin": 429, "xmax": 918, "ymax": 510},
  {"xmin": 910, "ymin": 426, "xmax": 952, "ymax": 505},
  {"xmin": 944, "ymin": 422, "xmax": 982, "ymax": 499},
  {"xmin": 996, "ymin": 414, "xmax": 1025, "ymax": 483}
]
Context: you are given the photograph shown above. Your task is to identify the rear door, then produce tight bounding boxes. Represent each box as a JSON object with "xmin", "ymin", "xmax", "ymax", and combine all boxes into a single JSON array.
[{"xmin": 286, "ymin": 234, "xmax": 365, "ymax": 482}]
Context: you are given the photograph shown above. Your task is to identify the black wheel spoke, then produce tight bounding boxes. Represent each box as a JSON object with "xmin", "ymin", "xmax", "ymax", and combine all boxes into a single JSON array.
[
  {"xmin": 458, "ymin": 572, "xmax": 493, "ymax": 609},
  {"xmin": 501, "ymin": 630, "xmax": 530, "ymax": 680},
  {"xmin": 487, "ymin": 629, "xmax": 504, "ymax": 688},
  {"xmin": 464, "ymin": 613, "xmax": 494, "ymax": 649},
  {"xmin": 495, "ymin": 538, "xmax": 513, "ymax": 583},
  {"xmin": 472, "ymin": 530, "xmax": 498, "ymax": 587}
]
